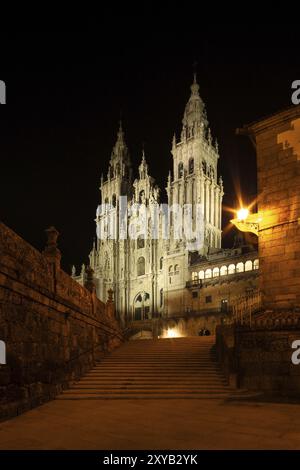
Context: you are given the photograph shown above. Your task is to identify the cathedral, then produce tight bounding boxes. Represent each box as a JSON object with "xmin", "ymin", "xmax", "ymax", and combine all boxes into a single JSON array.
[{"xmin": 74, "ymin": 76, "xmax": 258, "ymax": 332}]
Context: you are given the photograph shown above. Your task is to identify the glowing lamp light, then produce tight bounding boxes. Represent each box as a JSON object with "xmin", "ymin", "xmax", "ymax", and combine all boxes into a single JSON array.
[{"xmin": 237, "ymin": 208, "xmax": 249, "ymax": 221}]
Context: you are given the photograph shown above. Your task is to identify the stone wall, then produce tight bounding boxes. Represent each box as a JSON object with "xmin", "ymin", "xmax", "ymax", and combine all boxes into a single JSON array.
[
  {"xmin": 0, "ymin": 222, "xmax": 123, "ymax": 420},
  {"xmin": 248, "ymin": 106, "xmax": 300, "ymax": 310},
  {"xmin": 222, "ymin": 106, "xmax": 300, "ymax": 395},
  {"xmin": 216, "ymin": 316, "xmax": 300, "ymax": 394}
]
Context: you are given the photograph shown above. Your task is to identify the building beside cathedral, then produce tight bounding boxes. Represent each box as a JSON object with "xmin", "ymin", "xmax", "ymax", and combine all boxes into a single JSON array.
[{"xmin": 73, "ymin": 76, "xmax": 259, "ymax": 335}]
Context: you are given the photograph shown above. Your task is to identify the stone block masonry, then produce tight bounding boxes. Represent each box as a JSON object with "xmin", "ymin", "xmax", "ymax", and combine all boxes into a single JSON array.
[
  {"xmin": 215, "ymin": 106, "xmax": 300, "ymax": 396},
  {"xmin": 216, "ymin": 317, "xmax": 300, "ymax": 393},
  {"xmin": 0, "ymin": 222, "xmax": 123, "ymax": 421},
  {"xmin": 251, "ymin": 106, "xmax": 300, "ymax": 310}
]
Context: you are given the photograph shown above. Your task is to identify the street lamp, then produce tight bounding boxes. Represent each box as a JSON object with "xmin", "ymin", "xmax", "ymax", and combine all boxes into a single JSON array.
[{"xmin": 230, "ymin": 208, "xmax": 261, "ymax": 236}]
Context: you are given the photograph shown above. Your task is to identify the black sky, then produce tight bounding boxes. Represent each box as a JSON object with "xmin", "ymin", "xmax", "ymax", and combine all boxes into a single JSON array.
[{"xmin": 0, "ymin": 21, "xmax": 299, "ymax": 272}]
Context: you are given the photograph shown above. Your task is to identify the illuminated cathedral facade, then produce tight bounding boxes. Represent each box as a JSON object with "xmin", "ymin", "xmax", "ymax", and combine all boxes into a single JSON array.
[{"xmin": 74, "ymin": 76, "xmax": 226, "ymax": 327}]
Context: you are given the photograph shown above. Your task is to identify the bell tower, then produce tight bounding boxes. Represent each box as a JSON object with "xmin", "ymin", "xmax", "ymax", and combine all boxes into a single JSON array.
[
  {"xmin": 100, "ymin": 121, "xmax": 132, "ymax": 209},
  {"xmin": 168, "ymin": 74, "xmax": 223, "ymax": 253}
]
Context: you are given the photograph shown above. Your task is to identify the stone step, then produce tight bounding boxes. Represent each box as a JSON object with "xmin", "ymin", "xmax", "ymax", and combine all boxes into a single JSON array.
[
  {"xmin": 93, "ymin": 360, "xmax": 217, "ymax": 364},
  {"xmin": 58, "ymin": 336, "xmax": 229, "ymax": 401},
  {"xmin": 69, "ymin": 384, "xmax": 228, "ymax": 394},
  {"xmin": 82, "ymin": 374, "xmax": 222, "ymax": 383},
  {"xmin": 89, "ymin": 362, "xmax": 218, "ymax": 371},
  {"xmin": 57, "ymin": 393, "xmax": 229, "ymax": 400},
  {"xmin": 85, "ymin": 369, "xmax": 222, "ymax": 375},
  {"xmin": 62, "ymin": 388, "xmax": 230, "ymax": 395},
  {"xmin": 76, "ymin": 379, "xmax": 227, "ymax": 385}
]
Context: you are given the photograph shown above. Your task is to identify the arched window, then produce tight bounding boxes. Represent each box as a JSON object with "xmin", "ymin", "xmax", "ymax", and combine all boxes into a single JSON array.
[
  {"xmin": 160, "ymin": 288, "xmax": 163, "ymax": 307},
  {"xmin": 174, "ymin": 264, "xmax": 179, "ymax": 274},
  {"xmin": 134, "ymin": 292, "xmax": 151, "ymax": 320},
  {"xmin": 169, "ymin": 265, "xmax": 173, "ymax": 275},
  {"xmin": 205, "ymin": 268, "xmax": 212, "ymax": 279},
  {"xmin": 220, "ymin": 265, "xmax": 227, "ymax": 276},
  {"xmin": 178, "ymin": 162, "xmax": 184, "ymax": 178},
  {"xmin": 110, "ymin": 166, "xmax": 114, "ymax": 179},
  {"xmin": 228, "ymin": 264, "xmax": 235, "ymax": 275},
  {"xmin": 245, "ymin": 260, "xmax": 253, "ymax": 272},
  {"xmin": 198, "ymin": 270, "xmax": 205, "ymax": 280},
  {"xmin": 188, "ymin": 158, "xmax": 194, "ymax": 174},
  {"xmin": 115, "ymin": 163, "xmax": 120, "ymax": 176},
  {"xmin": 253, "ymin": 259, "xmax": 259, "ymax": 270},
  {"xmin": 202, "ymin": 161, "xmax": 207, "ymax": 174},
  {"xmin": 137, "ymin": 257, "xmax": 145, "ymax": 276},
  {"xmin": 159, "ymin": 257, "xmax": 163, "ymax": 270},
  {"xmin": 139, "ymin": 190, "xmax": 145, "ymax": 204},
  {"xmin": 112, "ymin": 194, "xmax": 116, "ymax": 208},
  {"xmin": 236, "ymin": 262, "xmax": 244, "ymax": 273},
  {"xmin": 213, "ymin": 267, "xmax": 219, "ymax": 277},
  {"xmin": 137, "ymin": 235, "xmax": 145, "ymax": 249},
  {"xmin": 192, "ymin": 272, "xmax": 198, "ymax": 281}
]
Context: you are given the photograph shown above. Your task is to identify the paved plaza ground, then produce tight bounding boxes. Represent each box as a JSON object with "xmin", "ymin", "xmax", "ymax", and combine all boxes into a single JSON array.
[{"xmin": 0, "ymin": 397, "xmax": 300, "ymax": 450}]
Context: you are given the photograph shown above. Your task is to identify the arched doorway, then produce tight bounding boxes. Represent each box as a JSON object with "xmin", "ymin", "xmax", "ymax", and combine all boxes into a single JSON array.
[{"xmin": 133, "ymin": 292, "xmax": 151, "ymax": 321}]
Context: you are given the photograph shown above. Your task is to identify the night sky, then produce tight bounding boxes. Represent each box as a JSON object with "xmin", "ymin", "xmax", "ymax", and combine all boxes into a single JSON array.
[{"xmin": 0, "ymin": 22, "xmax": 299, "ymax": 272}]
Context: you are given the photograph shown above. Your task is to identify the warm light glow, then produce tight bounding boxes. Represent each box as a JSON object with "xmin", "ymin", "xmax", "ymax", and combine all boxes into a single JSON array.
[
  {"xmin": 237, "ymin": 208, "xmax": 249, "ymax": 221},
  {"xmin": 161, "ymin": 327, "xmax": 183, "ymax": 339},
  {"xmin": 160, "ymin": 327, "xmax": 185, "ymax": 339},
  {"xmin": 167, "ymin": 328, "xmax": 178, "ymax": 338}
]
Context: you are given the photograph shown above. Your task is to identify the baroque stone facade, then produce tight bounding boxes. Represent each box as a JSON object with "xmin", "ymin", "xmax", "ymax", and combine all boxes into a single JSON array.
[{"xmin": 74, "ymin": 77, "xmax": 258, "ymax": 331}]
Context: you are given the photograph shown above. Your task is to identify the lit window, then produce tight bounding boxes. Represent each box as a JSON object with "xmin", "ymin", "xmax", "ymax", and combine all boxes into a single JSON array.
[
  {"xmin": 228, "ymin": 264, "xmax": 235, "ymax": 275},
  {"xmin": 220, "ymin": 265, "xmax": 227, "ymax": 276},
  {"xmin": 245, "ymin": 260, "xmax": 253, "ymax": 271},
  {"xmin": 192, "ymin": 272, "xmax": 198, "ymax": 281},
  {"xmin": 253, "ymin": 259, "xmax": 259, "ymax": 270},
  {"xmin": 236, "ymin": 262, "xmax": 244, "ymax": 273},
  {"xmin": 198, "ymin": 270, "xmax": 205, "ymax": 279},
  {"xmin": 205, "ymin": 269, "xmax": 212, "ymax": 279},
  {"xmin": 213, "ymin": 267, "xmax": 219, "ymax": 277}
]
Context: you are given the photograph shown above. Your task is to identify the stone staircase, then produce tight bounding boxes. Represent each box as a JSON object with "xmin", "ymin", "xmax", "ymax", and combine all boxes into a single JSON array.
[{"xmin": 57, "ymin": 336, "xmax": 232, "ymax": 400}]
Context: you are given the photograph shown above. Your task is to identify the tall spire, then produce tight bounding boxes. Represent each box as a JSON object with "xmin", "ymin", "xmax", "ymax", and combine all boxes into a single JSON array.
[
  {"xmin": 191, "ymin": 72, "xmax": 200, "ymax": 96},
  {"xmin": 116, "ymin": 119, "xmax": 125, "ymax": 147},
  {"xmin": 181, "ymin": 73, "xmax": 207, "ymax": 138},
  {"xmin": 111, "ymin": 120, "xmax": 130, "ymax": 165},
  {"xmin": 139, "ymin": 148, "xmax": 148, "ymax": 179}
]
